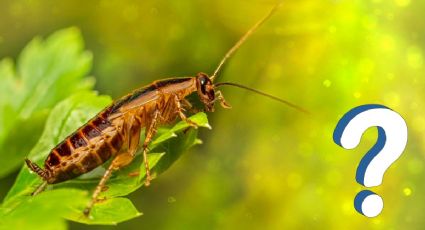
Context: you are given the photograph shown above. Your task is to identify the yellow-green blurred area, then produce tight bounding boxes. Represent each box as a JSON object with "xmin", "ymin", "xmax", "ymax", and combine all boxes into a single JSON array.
[{"xmin": 1, "ymin": 0, "xmax": 424, "ymax": 229}]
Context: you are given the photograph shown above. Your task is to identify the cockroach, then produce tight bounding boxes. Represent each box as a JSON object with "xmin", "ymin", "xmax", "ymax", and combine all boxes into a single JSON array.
[{"xmin": 25, "ymin": 3, "xmax": 306, "ymax": 216}]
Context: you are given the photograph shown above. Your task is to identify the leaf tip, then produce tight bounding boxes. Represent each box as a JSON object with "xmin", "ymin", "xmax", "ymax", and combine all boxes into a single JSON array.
[
  {"xmin": 194, "ymin": 139, "xmax": 203, "ymax": 145},
  {"xmin": 204, "ymin": 123, "xmax": 212, "ymax": 130}
]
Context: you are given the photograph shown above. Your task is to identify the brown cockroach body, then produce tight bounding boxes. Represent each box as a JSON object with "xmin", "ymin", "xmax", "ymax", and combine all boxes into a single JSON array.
[
  {"xmin": 26, "ymin": 76, "xmax": 218, "ymax": 185},
  {"xmin": 26, "ymin": 75, "xmax": 227, "ymax": 214},
  {"xmin": 26, "ymin": 3, "xmax": 304, "ymax": 215}
]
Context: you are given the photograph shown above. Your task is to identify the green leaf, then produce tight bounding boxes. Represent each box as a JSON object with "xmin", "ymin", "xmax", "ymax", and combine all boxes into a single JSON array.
[
  {"xmin": 66, "ymin": 198, "xmax": 142, "ymax": 225},
  {"xmin": 0, "ymin": 189, "xmax": 89, "ymax": 230},
  {"xmin": 2, "ymin": 87, "xmax": 210, "ymax": 225},
  {"xmin": 3, "ymin": 92, "xmax": 111, "ymax": 205},
  {"xmin": 0, "ymin": 27, "xmax": 95, "ymax": 177}
]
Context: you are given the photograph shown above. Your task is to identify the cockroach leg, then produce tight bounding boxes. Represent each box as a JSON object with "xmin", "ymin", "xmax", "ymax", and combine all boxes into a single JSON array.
[
  {"xmin": 216, "ymin": 90, "xmax": 232, "ymax": 109},
  {"xmin": 142, "ymin": 109, "xmax": 161, "ymax": 186},
  {"xmin": 84, "ymin": 158, "xmax": 114, "ymax": 216},
  {"xmin": 128, "ymin": 171, "xmax": 140, "ymax": 177},
  {"xmin": 182, "ymin": 98, "xmax": 201, "ymax": 114},
  {"xmin": 101, "ymin": 185, "xmax": 109, "ymax": 192},
  {"xmin": 181, "ymin": 98, "xmax": 193, "ymax": 109},
  {"xmin": 84, "ymin": 151, "xmax": 137, "ymax": 216},
  {"xmin": 126, "ymin": 113, "xmax": 142, "ymax": 155},
  {"xmin": 31, "ymin": 181, "xmax": 48, "ymax": 196},
  {"xmin": 174, "ymin": 95, "xmax": 198, "ymax": 128},
  {"xmin": 84, "ymin": 155, "xmax": 119, "ymax": 216},
  {"xmin": 84, "ymin": 116, "xmax": 141, "ymax": 216}
]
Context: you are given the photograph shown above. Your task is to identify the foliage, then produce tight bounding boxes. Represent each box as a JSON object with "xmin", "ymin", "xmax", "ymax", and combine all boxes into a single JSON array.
[
  {"xmin": 0, "ymin": 27, "xmax": 94, "ymax": 177},
  {"xmin": 0, "ymin": 28, "xmax": 210, "ymax": 228}
]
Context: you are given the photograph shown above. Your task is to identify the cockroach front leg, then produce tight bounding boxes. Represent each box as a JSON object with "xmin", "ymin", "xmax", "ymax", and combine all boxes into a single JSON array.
[
  {"xmin": 84, "ymin": 115, "xmax": 142, "ymax": 216},
  {"xmin": 181, "ymin": 98, "xmax": 200, "ymax": 114},
  {"xmin": 181, "ymin": 98, "xmax": 193, "ymax": 109},
  {"xmin": 216, "ymin": 90, "xmax": 232, "ymax": 109},
  {"xmin": 174, "ymin": 95, "xmax": 198, "ymax": 128}
]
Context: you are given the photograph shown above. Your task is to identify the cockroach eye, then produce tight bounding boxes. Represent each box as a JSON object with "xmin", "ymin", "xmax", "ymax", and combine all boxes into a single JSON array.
[{"xmin": 201, "ymin": 83, "xmax": 207, "ymax": 94}]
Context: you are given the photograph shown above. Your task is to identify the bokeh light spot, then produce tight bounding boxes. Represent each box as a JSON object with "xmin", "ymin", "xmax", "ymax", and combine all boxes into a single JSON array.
[
  {"xmin": 383, "ymin": 92, "xmax": 400, "ymax": 106},
  {"xmin": 323, "ymin": 79, "xmax": 332, "ymax": 88},
  {"xmin": 167, "ymin": 196, "xmax": 177, "ymax": 203},
  {"xmin": 328, "ymin": 26, "xmax": 337, "ymax": 34},
  {"xmin": 353, "ymin": 92, "xmax": 362, "ymax": 98},
  {"xmin": 380, "ymin": 35, "xmax": 395, "ymax": 52},
  {"xmin": 407, "ymin": 46, "xmax": 423, "ymax": 69},
  {"xmin": 394, "ymin": 0, "xmax": 410, "ymax": 7},
  {"xmin": 342, "ymin": 199, "xmax": 353, "ymax": 215},
  {"xmin": 403, "ymin": 187, "xmax": 412, "ymax": 196},
  {"xmin": 358, "ymin": 58, "xmax": 375, "ymax": 76},
  {"xmin": 408, "ymin": 159, "xmax": 423, "ymax": 174}
]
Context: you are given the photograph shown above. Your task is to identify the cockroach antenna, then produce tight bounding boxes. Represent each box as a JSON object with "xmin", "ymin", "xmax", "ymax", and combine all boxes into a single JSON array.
[
  {"xmin": 210, "ymin": 2, "xmax": 283, "ymax": 82},
  {"xmin": 210, "ymin": 2, "xmax": 308, "ymax": 114},
  {"xmin": 214, "ymin": 82, "xmax": 309, "ymax": 114}
]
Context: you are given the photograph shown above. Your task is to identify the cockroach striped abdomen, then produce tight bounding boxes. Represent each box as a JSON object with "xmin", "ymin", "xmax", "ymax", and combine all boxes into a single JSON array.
[{"xmin": 42, "ymin": 108, "xmax": 125, "ymax": 184}]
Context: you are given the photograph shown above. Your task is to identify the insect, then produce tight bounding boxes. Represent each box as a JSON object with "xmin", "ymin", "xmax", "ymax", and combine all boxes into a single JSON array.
[{"xmin": 25, "ymin": 3, "xmax": 306, "ymax": 216}]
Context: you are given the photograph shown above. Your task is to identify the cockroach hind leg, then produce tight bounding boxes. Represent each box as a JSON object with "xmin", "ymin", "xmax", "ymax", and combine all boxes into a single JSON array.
[
  {"xmin": 142, "ymin": 146, "xmax": 152, "ymax": 186},
  {"xmin": 31, "ymin": 181, "xmax": 48, "ymax": 196},
  {"xmin": 143, "ymin": 155, "xmax": 152, "ymax": 186},
  {"xmin": 144, "ymin": 177, "xmax": 151, "ymax": 186},
  {"xmin": 84, "ymin": 152, "xmax": 138, "ymax": 217},
  {"xmin": 83, "ymin": 207, "xmax": 91, "ymax": 217}
]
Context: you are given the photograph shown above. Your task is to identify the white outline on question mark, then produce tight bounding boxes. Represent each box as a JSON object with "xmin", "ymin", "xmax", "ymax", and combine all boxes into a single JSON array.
[{"xmin": 333, "ymin": 104, "xmax": 408, "ymax": 217}]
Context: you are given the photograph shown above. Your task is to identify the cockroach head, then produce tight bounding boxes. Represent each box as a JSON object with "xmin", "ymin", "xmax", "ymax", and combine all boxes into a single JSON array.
[{"xmin": 196, "ymin": 72, "xmax": 215, "ymax": 112}]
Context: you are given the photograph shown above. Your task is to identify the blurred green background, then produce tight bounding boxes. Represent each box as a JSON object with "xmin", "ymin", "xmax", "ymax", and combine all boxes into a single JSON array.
[{"xmin": 1, "ymin": 0, "xmax": 424, "ymax": 229}]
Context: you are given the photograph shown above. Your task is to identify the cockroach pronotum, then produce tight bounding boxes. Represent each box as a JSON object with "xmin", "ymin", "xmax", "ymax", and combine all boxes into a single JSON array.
[{"xmin": 25, "ymin": 3, "xmax": 307, "ymax": 216}]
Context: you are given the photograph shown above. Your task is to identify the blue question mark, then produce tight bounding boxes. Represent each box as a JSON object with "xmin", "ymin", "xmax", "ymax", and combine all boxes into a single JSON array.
[{"xmin": 333, "ymin": 104, "xmax": 408, "ymax": 217}]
